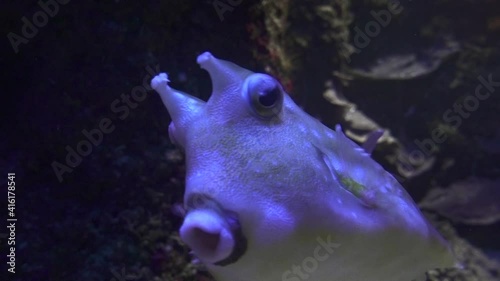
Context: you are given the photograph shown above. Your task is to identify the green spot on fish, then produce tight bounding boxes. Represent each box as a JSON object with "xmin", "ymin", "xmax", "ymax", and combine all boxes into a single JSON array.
[{"xmin": 339, "ymin": 175, "xmax": 366, "ymax": 198}]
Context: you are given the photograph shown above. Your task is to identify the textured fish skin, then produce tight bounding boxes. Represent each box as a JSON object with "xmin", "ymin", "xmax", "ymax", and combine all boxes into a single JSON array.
[{"xmin": 151, "ymin": 52, "xmax": 455, "ymax": 281}]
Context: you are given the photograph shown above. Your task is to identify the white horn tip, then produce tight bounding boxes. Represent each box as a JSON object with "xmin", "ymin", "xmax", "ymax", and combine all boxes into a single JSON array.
[
  {"xmin": 151, "ymin": 73, "xmax": 170, "ymax": 91},
  {"xmin": 196, "ymin": 52, "xmax": 214, "ymax": 66}
]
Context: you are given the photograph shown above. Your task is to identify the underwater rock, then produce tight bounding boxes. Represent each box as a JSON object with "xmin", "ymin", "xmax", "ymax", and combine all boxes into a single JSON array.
[
  {"xmin": 426, "ymin": 213, "xmax": 500, "ymax": 281},
  {"xmin": 323, "ymin": 81, "xmax": 397, "ymax": 146},
  {"xmin": 420, "ymin": 177, "xmax": 500, "ymax": 225},
  {"xmin": 347, "ymin": 41, "xmax": 460, "ymax": 80},
  {"xmin": 322, "ymin": 80, "xmax": 436, "ymax": 180}
]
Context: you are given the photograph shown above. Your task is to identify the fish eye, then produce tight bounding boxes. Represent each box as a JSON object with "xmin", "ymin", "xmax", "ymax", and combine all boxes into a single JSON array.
[{"xmin": 244, "ymin": 74, "xmax": 284, "ymax": 118}]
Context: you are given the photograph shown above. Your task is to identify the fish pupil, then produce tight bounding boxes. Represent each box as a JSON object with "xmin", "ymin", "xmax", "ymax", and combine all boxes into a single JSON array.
[{"xmin": 258, "ymin": 87, "xmax": 280, "ymax": 107}]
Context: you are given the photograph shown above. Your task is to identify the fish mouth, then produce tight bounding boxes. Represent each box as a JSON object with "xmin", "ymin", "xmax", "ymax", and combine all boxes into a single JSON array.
[{"xmin": 182, "ymin": 193, "xmax": 248, "ymax": 266}]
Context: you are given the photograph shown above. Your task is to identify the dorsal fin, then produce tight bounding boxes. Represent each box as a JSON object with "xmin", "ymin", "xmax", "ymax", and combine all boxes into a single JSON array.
[
  {"xmin": 317, "ymin": 125, "xmax": 397, "ymax": 207},
  {"xmin": 362, "ymin": 129, "xmax": 384, "ymax": 154}
]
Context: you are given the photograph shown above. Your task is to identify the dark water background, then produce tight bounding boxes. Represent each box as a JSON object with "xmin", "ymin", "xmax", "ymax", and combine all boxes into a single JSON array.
[{"xmin": 2, "ymin": 0, "xmax": 500, "ymax": 280}]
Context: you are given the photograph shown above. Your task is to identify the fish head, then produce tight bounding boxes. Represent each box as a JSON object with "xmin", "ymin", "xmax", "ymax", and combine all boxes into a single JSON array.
[{"xmin": 151, "ymin": 52, "xmax": 456, "ymax": 281}]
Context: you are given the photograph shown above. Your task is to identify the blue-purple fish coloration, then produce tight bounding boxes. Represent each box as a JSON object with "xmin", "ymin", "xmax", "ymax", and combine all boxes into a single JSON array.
[{"xmin": 151, "ymin": 52, "xmax": 455, "ymax": 281}]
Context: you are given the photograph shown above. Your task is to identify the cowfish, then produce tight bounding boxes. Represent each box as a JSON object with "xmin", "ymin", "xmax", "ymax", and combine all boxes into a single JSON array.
[{"xmin": 150, "ymin": 52, "xmax": 455, "ymax": 281}]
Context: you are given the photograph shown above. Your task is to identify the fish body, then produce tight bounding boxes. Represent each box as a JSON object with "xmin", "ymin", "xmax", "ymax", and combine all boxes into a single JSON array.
[{"xmin": 151, "ymin": 52, "xmax": 455, "ymax": 281}]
